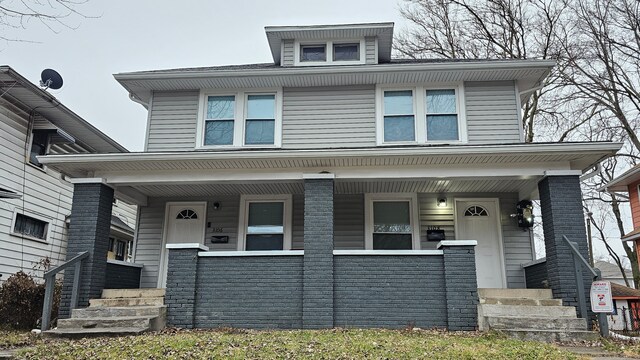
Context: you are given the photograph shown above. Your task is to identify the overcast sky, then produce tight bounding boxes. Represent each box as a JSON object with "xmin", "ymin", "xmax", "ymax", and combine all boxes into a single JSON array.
[{"xmin": 2, "ymin": 0, "xmax": 407, "ymax": 151}]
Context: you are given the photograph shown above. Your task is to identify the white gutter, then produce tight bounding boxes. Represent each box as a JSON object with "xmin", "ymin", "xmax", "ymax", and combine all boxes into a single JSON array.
[
  {"xmin": 38, "ymin": 142, "xmax": 622, "ymax": 165},
  {"xmin": 114, "ymin": 59, "xmax": 556, "ymax": 81}
]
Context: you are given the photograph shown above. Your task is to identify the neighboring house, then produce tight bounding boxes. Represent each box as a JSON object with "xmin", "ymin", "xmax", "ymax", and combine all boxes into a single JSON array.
[
  {"xmin": 606, "ymin": 164, "xmax": 640, "ymax": 276},
  {"xmin": 608, "ymin": 283, "xmax": 640, "ymax": 332},
  {"xmin": 0, "ymin": 66, "xmax": 138, "ymax": 284},
  {"xmin": 594, "ymin": 260, "xmax": 635, "ymax": 288},
  {"xmin": 40, "ymin": 22, "xmax": 622, "ymax": 331}
]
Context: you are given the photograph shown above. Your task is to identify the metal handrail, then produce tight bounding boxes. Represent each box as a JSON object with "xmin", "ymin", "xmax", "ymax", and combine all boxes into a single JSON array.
[
  {"xmin": 41, "ymin": 251, "xmax": 89, "ymax": 331},
  {"xmin": 561, "ymin": 235, "xmax": 608, "ymax": 337}
]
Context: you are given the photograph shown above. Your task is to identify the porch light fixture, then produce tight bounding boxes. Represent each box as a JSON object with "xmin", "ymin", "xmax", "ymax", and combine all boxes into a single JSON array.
[
  {"xmin": 437, "ymin": 198, "xmax": 447, "ymax": 208},
  {"xmin": 516, "ymin": 200, "xmax": 534, "ymax": 228}
]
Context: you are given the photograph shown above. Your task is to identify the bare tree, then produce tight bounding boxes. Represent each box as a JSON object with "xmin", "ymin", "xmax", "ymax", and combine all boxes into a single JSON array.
[
  {"xmin": 397, "ymin": 0, "xmax": 640, "ymax": 286},
  {"xmin": 0, "ymin": 0, "xmax": 92, "ymax": 42}
]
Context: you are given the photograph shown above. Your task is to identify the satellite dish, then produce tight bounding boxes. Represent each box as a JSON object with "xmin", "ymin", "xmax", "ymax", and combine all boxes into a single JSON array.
[{"xmin": 40, "ymin": 69, "xmax": 63, "ymax": 90}]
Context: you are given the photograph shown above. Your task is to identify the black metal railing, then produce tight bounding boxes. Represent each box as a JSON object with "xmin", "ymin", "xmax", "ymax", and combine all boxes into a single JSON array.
[
  {"xmin": 562, "ymin": 235, "xmax": 609, "ymax": 337},
  {"xmin": 40, "ymin": 251, "xmax": 89, "ymax": 331}
]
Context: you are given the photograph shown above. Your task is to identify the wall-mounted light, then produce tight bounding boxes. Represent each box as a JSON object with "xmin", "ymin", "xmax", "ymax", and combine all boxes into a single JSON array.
[
  {"xmin": 516, "ymin": 200, "xmax": 534, "ymax": 228},
  {"xmin": 437, "ymin": 198, "xmax": 447, "ymax": 208},
  {"xmin": 213, "ymin": 202, "xmax": 220, "ymax": 210}
]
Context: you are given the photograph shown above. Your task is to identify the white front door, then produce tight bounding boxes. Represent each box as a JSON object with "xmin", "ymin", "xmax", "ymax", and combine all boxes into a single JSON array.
[
  {"xmin": 455, "ymin": 199, "xmax": 506, "ymax": 288},
  {"xmin": 158, "ymin": 202, "xmax": 207, "ymax": 288}
]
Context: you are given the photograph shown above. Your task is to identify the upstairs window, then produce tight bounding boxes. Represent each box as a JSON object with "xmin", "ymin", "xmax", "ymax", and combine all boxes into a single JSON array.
[
  {"xmin": 198, "ymin": 89, "xmax": 282, "ymax": 148},
  {"xmin": 29, "ymin": 131, "xmax": 49, "ymax": 167},
  {"xmin": 376, "ymin": 85, "xmax": 466, "ymax": 145},
  {"xmin": 294, "ymin": 40, "xmax": 365, "ymax": 66}
]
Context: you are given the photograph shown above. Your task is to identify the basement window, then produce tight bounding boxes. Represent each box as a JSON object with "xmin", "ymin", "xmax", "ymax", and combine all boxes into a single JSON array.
[{"xmin": 13, "ymin": 213, "xmax": 49, "ymax": 242}]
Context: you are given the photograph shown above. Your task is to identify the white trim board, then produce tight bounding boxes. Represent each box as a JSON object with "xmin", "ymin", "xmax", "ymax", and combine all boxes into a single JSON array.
[
  {"xmin": 333, "ymin": 250, "xmax": 443, "ymax": 256},
  {"xmin": 199, "ymin": 250, "xmax": 303, "ymax": 257}
]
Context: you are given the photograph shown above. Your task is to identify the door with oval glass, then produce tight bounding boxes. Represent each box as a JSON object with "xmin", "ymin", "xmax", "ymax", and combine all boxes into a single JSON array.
[
  {"xmin": 158, "ymin": 202, "xmax": 207, "ymax": 288},
  {"xmin": 455, "ymin": 199, "xmax": 506, "ymax": 288}
]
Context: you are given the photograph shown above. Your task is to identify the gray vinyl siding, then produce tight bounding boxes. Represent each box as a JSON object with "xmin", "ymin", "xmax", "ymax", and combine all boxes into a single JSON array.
[
  {"xmin": 465, "ymin": 81, "xmax": 521, "ymax": 143},
  {"xmin": 281, "ymin": 85, "xmax": 376, "ymax": 149},
  {"xmin": 365, "ymin": 37, "xmax": 377, "ymax": 64},
  {"xmin": 146, "ymin": 91, "xmax": 199, "ymax": 152},
  {"xmin": 282, "ymin": 39, "xmax": 295, "ymax": 66}
]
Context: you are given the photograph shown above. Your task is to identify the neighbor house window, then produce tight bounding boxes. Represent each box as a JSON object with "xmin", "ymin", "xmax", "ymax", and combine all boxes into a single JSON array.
[
  {"xmin": 204, "ymin": 95, "xmax": 235, "ymax": 145},
  {"xmin": 426, "ymin": 89, "xmax": 459, "ymax": 141},
  {"xmin": 383, "ymin": 90, "xmax": 415, "ymax": 142},
  {"xmin": 238, "ymin": 195, "xmax": 292, "ymax": 251},
  {"xmin": 198, "ymin": 90, "xmax": 282, "ymax": 148},
  {"xmin": 333, "ymin": 43, "xmax": 360, "ymax": 61},
  {"xmin": 245, "ymin": 94, "xmax": 276, "ymax": 145},
  {"xmin": 365, "ymin": 194, "xmax": 420, "ymax": 250},
  {"xmin": 300, "ymin": 44, "xmax": 326, "ymax": 62},
  {"xmin": 29, "ymin": 131, "xmax": 49, "ymax": 167},
  {"xmin": 377, "ymin": 85, "xmax": 466, "ymax": 145},
  {"xmin": 13, "ymin": 213, "xmax": 48, "ymax": 241}
]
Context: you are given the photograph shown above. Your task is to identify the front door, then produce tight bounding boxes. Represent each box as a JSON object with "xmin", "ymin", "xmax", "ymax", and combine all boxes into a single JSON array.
[
  {"xmin": 158, "ymin": 202, "xmax": 207, "ymax": 288},
  {"xmin": 455, "ymin": 199, "xmax": 505, "ymax": 288}
]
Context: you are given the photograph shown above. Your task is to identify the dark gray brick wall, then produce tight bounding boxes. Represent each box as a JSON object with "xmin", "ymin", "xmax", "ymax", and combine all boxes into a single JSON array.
[
  {"xmin": 334, "ymin": 256, "xmax": 447, "ymax": 328},
  {"xmin": 59, "ymin": 183, "xmax": 113, "ymax": 319},
  {"xmin": 194, "ymin": 256, "xmax": 304, "ymax": 329},
  {"xmin": 538, "ymin": 175, "xmax": 591, "ymax": 319},
  {"xmin": 442, "ymin": 245, "xmax": 478, "ymax": 331},
  {"xmin": 524, "ymin": 261, "xmax": 549, "ymax": 289},
  {"xmin": 104, "ymin": 263, "xmax": 141, "ymax": 289},
  {"xmin": 303, "ymin": 179, "xmax": 334, "ymax": 329},
  {"xmin": 165, "ymin": 248, "xmax": 199, "ymax": 328}
]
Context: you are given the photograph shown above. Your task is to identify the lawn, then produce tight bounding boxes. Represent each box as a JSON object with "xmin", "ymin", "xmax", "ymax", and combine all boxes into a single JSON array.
[{"xmin": 0, "ymin": 328, "xmax": 595, "ymax": 360}]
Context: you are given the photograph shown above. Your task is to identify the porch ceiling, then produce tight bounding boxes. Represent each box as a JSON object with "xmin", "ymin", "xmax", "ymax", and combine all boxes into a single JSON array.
[{"xmin": 128, "ymin": 177, "xmax": 539, "ymax": 198}]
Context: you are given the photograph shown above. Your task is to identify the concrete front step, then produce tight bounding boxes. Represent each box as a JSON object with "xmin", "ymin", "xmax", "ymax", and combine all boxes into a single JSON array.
[
  {"xmin": 58, "ymin": 316, "xmax": 153, "ymax": 330},
  {"xmin": 89, "ymin": 297, "xmax": 165, "ymax": 307},
  {"xmin": 486, "ymin": 316, "xmax": 588, "ymax": 331},
  {"xmin": 502, "ymin": 329, "xmax": 600, "ymax": 342},
  {"xmin": 43, "ymin": 326, "xmax": 149, "ymax": 338},
  {"xmin": 480, "ymin": 298, "xmax": 562, "ymax": 306},
  {"xmin": 478, "ymin": 288, "xmax": 553, "ymax": 300},
  {"xmin": 478, "ymin": 304, "xmax": 577, "ymax": 318},
  {"xmin": 101, "ymin": 289, "xmax": 165, "ymax": 299},
  {"xmin": 72, "ymin": 305, "xmax": 166, "ymax": 318}
]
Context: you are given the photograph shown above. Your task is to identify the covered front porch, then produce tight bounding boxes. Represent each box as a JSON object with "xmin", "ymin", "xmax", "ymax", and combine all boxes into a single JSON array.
[{"xmin": 38, "ymin": 142, "xmax": 618, "ymax": 330}]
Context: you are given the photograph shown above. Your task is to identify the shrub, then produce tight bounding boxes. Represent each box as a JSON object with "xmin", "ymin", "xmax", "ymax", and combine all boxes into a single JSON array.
[{"xmin": 0, "ymin": 271, "xmax": 61, "ymax": 329}]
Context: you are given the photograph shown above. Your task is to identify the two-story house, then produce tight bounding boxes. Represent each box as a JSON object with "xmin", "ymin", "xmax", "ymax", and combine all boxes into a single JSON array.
[
  {"xmin": 0, "ymin": 66, "xmax": 139, "ymax": 287},
  {"xmin": 39, "ymin": 23, "xmax": 621, "ymax": 336}
]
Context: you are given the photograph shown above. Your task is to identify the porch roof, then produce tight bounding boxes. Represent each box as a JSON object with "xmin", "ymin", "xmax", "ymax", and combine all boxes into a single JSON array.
[{"xmin": 605, "ymin": 163, "xmax": 640, "ymax": 192}]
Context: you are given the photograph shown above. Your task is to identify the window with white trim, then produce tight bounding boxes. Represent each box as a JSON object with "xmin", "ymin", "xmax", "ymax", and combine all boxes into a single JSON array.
[
  {"xmin": 198, "ymin": 90, "xmax": 282, "ymax": 148},
  {"xmin": 376, "ymin": 85, "xmax": 466, "ymax": 145},
  {"xmin": 294, "ymin": 39, "xmax": 365, "ymax": 66},
  {"xmin": 12, "ymin": 213, "xmax": 49, "ymax": 241},
  {"xmin": 238, "ymin": 195, "xmax": 292, "ymax": 251},
  {"xmin": 364, "ymin": 194, "xmax": 421, "ymax": 250}
]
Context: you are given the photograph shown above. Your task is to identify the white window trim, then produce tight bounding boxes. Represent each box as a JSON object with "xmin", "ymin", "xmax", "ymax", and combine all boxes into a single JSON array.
[
  {"xmin": 10, "ymin": 209, "xmax": 51, "ymax": 244},
  {"xmin": 375, "ymin": 83, "xmax": 468, "ymax": 146},
  {"xmin": 26, "ymin": 130, "xmax": 50, "ymax": 173},
  {"xmin": 196, "ymin": 88, "xmax": 283, "ymax": 149},
  {"xmin": 293, "ymin": 39, "xmax": 366, "ymax": 66},
  {"xmin": 237, "ymin": 194, "xmax": 293, "ymax": 251},
  {"xmin": 364, "ymin": 193, "xmax": 421, "ymax": 250}
]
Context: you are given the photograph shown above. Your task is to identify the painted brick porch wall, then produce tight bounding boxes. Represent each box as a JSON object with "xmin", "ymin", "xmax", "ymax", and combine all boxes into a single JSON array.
[
  {"xmin": 523, "ymin": 262, "xmax": 549, "ymax": 289},
  {"xmin": 333, "ymin": 256, "xmax": 448, "ymax": 328},
  {"xmin": 104, "ymin": 262, "xmax": 141, "ymax": 289}
]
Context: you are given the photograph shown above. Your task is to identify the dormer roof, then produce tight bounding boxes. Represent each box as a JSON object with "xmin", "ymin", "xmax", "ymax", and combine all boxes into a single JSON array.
[{"xmin": 265, "ymin": 22, "xmax": 394, "ymax": 65}]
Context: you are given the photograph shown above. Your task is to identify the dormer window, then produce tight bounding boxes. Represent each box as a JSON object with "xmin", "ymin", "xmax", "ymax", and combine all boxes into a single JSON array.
[{"xmin": 294, "ymin": 39, "xmax": 365, "ymax": 66}]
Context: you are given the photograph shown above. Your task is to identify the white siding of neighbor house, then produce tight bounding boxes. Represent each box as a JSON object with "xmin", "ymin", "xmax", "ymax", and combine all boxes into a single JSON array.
[
  {"xmin": 465, "ymin": 81, "xmax": 521, "ymax": 143},
  {"xmin": 281, "ymin": 85, "xmax": 377, "ymax": 149},
  {"xmin": 135, "ymin": 192, "xmax": 531, "ymax": 289},
  {"xmin": 282, "ymin": 39, "xmax": 295, "ymax": 66},
  {"xmin": 365, "ymin": 37, "xmax": 377, "ymax": 64},
  {"xmin": 144, "ymin": 82, "xmax": 521, "ymax": 151},
  {"xmin": 145, "ymin": 91, "xmax": 199, "ymax": 152}
]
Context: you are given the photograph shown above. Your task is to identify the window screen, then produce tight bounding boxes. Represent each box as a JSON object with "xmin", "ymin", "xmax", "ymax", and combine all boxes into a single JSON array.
[
  {"xmin": 426, "ymin": 89, "xmax": 459, "ymax": 141},
  {"xmin": 372, "ymin": 201, "xmax": 412, "ymax": 250},
  {"xmin": 301, "ymin": 44, "xmax": 326, "ymax": 62},
  {"xmin": 245, "ymin": 95, "xmax": 275, "ymax": 145},
  {"xmin": 246, "ymin": 202, "xmax": 284, "ymax": 250},
  {"xmin": 383, "ymin": 91, "xmax": 415, "ymax": 142},
  {"xmin": 205, "ymin": 95, "xmax": 235, "ymax": 145},
  {"xmin": 333, "ymin": 43, "xmax": 359, "ymax": 61}
]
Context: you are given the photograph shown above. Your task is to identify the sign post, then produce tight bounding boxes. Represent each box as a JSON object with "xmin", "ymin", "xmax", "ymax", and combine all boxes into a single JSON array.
[{"xmin": 590, "ymin": 280, "xmax": 612, "ymax": 337}]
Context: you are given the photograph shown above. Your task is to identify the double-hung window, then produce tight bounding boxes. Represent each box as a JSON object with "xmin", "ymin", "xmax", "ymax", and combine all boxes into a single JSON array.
[
  {"xmin": 365, "ymin": 194, "xmax": 420, "ymax": 250},
  {"xmin": 199, "ymin": 90, "xmax": 282, "ymax": 148},
  {"xmin": 238, "ymin": 195, "xmax": 292, "ymax": 251},
  {"xmin": 377, "ymin": 85, "xmax": 465, "ymax": 145}
]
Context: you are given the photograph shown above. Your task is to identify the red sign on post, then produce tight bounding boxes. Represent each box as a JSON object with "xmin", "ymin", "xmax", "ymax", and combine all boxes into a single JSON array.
[{"xmin": 590, "ymin": 281, "xmax": 613, "ymax": 313}]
